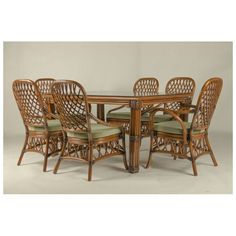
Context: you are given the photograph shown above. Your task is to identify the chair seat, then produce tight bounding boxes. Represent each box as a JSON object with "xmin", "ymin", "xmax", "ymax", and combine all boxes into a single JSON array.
[
  {"xmin": 107, "ymin": 112, "xmax": 172, "ymax": 123},
  {"xmin": 154, "ymin": 121, "xmax": 204, "ymax": 135},
  {"xmin": 67, "ymin": 123, "xmax": 122, "ymax": 140},
  {"xmin": 28, "ymin": 119, "xmax": 61, "ymax": 132}
]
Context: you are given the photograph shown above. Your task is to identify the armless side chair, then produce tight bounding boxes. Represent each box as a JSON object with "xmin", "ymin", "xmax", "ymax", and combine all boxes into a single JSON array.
[
  {"xmin": 146, "ymin": 77, "xmax": 223, "ymax": 176},
  {"xmin": 12, "ymin": 80, "xmax": 63, "ymax": 171},
  {"xmin": 51, "ymin": 80, "xmax": 128, "ymax": 181}
]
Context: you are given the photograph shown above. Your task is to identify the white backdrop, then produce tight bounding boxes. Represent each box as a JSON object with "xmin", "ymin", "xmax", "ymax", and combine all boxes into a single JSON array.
[{"xmin": 4, "ymin": 42, "xmax": 232, "ymax": 136}]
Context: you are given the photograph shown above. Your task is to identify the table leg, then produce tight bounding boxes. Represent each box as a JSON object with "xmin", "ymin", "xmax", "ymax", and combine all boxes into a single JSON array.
[
  {"xmin": 97, "ymin": 104, "xmax": 105, "ymax": 121},
  {"xmin": 129, "ymin": 100, "xmax": 141, "ymax": 173}
]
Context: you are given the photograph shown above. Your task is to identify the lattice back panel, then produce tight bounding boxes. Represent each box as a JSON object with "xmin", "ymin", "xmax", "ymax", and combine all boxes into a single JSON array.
[
  {"xmin": 192, "ymin": 78, "xmax": 223, "ymax": 130},
  {"xmin": 165, "ymin": 77, "xmax": 195, "ymax": 111},
  {"xmin": 133, "ymin": 77, "xmax": 159, "ymax": 96},
  {"xmin": 12, "ymin": 80, "xmax": 46, "ymax": 126},
  {"xmin": 35, "ymin": 78, "xmax": 55, "ymax": 94},
  {"xmin": 51, "ymin": 81, "xmax": 89, "ymax": 132},
  {"xmin": 133, "ymin": 77, "xmax": 159, "ymax": 112}
]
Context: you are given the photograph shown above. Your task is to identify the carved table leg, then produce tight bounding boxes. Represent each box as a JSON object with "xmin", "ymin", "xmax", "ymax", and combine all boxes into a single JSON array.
[
  {"xmin": 129, "ymin": 100, "xmax": 142, "ymax": 173},
  {"xmin": 97, "ymin": 104, "xmax": 105, "ymax": 121}
]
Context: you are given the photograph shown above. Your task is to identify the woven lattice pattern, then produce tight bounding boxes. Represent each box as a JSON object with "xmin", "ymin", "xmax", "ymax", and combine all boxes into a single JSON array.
[
  {"xmin": 192, "ymin": 78, "xmax": 223, "ymax": 130},
  {"xmin": 165, "ymin": 77, "xmax": 195, "ymax": 111},
  {"xmin": 133, "ymin": 77, "xmax": 159, "ymax": 96},
  {"xmin": 51, "ymin": 81, "xmax": 89, "ymax": 132},
  {"xmin": 12, "ymin": 80, "xmax": 46, "ymax": 126},
  {"xmin": 36, "ymin": 78, "xmax": 55, "ymax": 94},
  {"xmin": 63, "ymin": 140, "xmax": 125, "ymax": 162}
]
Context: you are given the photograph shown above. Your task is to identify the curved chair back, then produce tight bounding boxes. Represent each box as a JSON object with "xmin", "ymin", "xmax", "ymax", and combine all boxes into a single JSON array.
[
  {"xmin": 51, "ymin": 80, "xmax": 91, "ymax": 134},
  {"xmin": 12, "ymin": 80, "xmax": 47, "ymax": 128},
  {"xmin": 192, "ymin": 77, "xmax": 223, "ymax": 130},
  {"xmin": 133, "ymin": 77, "xmax": 159, "ymax": 96},
  {"xmin": 35, "ymin": 78, "xmax": 55, "ymax": 94},
  {"xmin": 165, "ymin": 77, "xmax": 196, "ymax": 111},
  {"xmin": 133, "ymin": 77, "xmax": 159, "ymax": 113}
]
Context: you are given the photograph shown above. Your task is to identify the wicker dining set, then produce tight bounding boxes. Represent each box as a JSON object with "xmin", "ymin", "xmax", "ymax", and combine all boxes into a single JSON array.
[{"xmin": 12, "ymin": 77, "xmax": 223, "ymax": 181}]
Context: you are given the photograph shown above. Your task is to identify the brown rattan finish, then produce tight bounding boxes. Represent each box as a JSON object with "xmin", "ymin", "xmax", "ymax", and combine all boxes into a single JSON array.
[
  {"xmin": 12, "ymin": 79, "xmax": 63, "ymax": 172},
  {"xmin": 164, "ymin": 77, "xmax": 196, "ymax": 112},
  {"xmin": 35, "ymin": 78, "xmax": 57, "ymax": 119},
  {"xmin": 106, "ymin": 77, "xmax": 159, "ymax": 135},
  {"xmin": 51, "ymin": 80, "xmax": 128, "ymax": 181},
  {"xmin": 146, "ymin": 77, "xmax": 223, "ymax": 176}
]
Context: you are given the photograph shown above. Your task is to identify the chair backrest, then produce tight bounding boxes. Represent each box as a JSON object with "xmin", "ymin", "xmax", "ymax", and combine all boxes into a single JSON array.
[
  {"xmin": 133, "ymin": 77, "xmax": 159, "ymax": 96},
  {"xmin": 191, "ymin": 77, "xmax": 223, "ymax": 130},
  {"xmin": 35, "ymin": 78, "xmax": 55, "ymax": 94},
  {"xmin": 133, "ymin": 77, "xmax": 159, "ymax": 113},
  {"xmin": 165, "ymin": 77, "xmax": 196, "ymax": 111},
  {"xmin": 12, "ymin": 80, "xmax": 47, "ymax": 128},
  {"xmin": 51, "ymin": 80, "xmax": 91, "ymax": 133}
]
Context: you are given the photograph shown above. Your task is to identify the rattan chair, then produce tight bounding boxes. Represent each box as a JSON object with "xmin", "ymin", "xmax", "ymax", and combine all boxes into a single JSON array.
[
  {"xmin": 51, "ymin": 80, "xmax": 128, "ymax": 181},
  {"xmin": 106, "ymin": 77, "xmax": 160, "ymax": 136},
  {"xmin": 163, "ymin": 77, "xmax": 196, "ymax": 121},
  {"xmin": 12, "ymin": 80, "xmax": 63, "ymax": 171},
  {"xmin": 35, "ymin": 78, "xmax": 56, "ymax": 119},
  {"xmin": 146, "ymin": 77, "xmax": 223, "ymax": 176}
]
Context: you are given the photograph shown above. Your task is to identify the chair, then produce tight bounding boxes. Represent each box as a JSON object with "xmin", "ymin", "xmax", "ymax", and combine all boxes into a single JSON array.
[
  {"xmin": 146, "ymin": 77, "xmax": 223, "ymax": 176},
  {"xmin": 12, "ymin": 80, "xmax": 63, "ymax": 171},
  {"xmin": 163, "ymin": 77, "xmax": 196, "ymax": 121},
  {"xmin": 51, "ymin": 80, "xmax": 128, "ymax": 181},
  {"xmin": 35, "ymin": 78, "xmax": 56, "ymax": 119},
  {"xmin": 106, "ymin": 77, "xmax": 159, "ymax": 136}
]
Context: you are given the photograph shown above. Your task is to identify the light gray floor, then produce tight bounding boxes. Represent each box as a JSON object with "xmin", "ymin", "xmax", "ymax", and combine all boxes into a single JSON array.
[{"xmin": 3, "ymin": 132, "xmax": 232, "ymax": 194}]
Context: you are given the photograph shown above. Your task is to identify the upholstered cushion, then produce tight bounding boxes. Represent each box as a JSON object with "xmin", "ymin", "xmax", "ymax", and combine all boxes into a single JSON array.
[
  {"xmin": 107, "ymin": 111, "xmax": 172, "ymax": 123},
  {"xmin": 67, "ymin": 123, "xmax": 121, "ymax": 140},
  {"xmin": 107, "ymin": 112, "xmax": 131, "ymax": 119},
  {"xmin": 141, "ymin": 114, "xmax": 172, "ymax": 123},
  {"xmin": 154, "ymin": 121, "xmax": 204, "ymax": 135},
  {"xmin": 28, "ymin": 119, "xmax": 61, "ymax": 132}
]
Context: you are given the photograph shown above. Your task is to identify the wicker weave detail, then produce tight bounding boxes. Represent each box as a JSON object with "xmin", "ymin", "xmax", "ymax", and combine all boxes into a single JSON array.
[
  {"xmin": 12, "ymin": 80, "xmax": 46, "ymax": 127},
  {"xmin": 51, "ymin": 81, "xmax": 89, "ymax": 132},
  {"xmin": 165, "ymin": 77, "xmax": 195, "ymax": 111},
  {"xmin": 192, "ymin": 78, "xmax": 223, "ymax": 130},
  {"xmin": 133, "ymin": 77, "xmax": 159, "ymax": 96}
]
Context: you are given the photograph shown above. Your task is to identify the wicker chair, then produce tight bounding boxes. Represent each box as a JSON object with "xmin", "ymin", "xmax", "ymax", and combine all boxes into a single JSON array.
[
  {"xmin": 106, "ymin": 77, "xmax": 160, "ymax": 136},
  {"xmin": 12, "ymin": 80, "xmax": 63, "ymax": 172},
  {"xmin": 35, "ymin": 78, "xmax": 56, "ymax": 119},
  {"xmin": 146, "ymin": 77, "xmax": 223, "ymax": 176},
  {"xmin": 51, "ymin": 80, "xmax": 128, "ymax": 181},
  {"xmin": 163, "ymin": 77, "xmax": 196, "ymax": 120}
]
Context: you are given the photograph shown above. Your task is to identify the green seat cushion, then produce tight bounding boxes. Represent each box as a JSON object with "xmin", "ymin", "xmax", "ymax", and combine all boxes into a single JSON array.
[
  {"xmin": 141, "ymin": 114, "xmax": 172, "ymax": 123},
  {"xmin": 67, "ymin": 123, "xmax": 121, "ymax": 140},
  {"xmin": 154, "ymin": 121, "xmax": 204, "ymax": 135},
  {"xmin": 107, "ymin": 111, "xmax": 172, "ymax": 123},
  {"xmin": 107, "ymin": 112, "xmax": 131, "ymax": 119},
  {"xmin": 28, "ymin": 119, "xmax": 61, "ymax": 132}
]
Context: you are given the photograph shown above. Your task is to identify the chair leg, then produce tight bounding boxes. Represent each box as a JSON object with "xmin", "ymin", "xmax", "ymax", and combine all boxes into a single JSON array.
[
  {"xmin": 88, "ymin": 162, "xmax": 93, "ymax": 181},
  {"xmin": 43, "ymin": 137, "xmax": 50, "ymax": 172},
  {"xmin": 53, "ymin": 137, "xmax": 67, "ymax": 174},
  {"xmin": 205, "ymin": 135, "xmax": 218, "ymax": 166},
  {"xmin": 145, "ymin": 135, "xmax": 153, "ymax": 169},
  {"xmin": 88, "ymin": 147, "xmax": 93, "ymax": 181},
  {"xmin": 17, "ymin": 133, "xmax": 29, "ymax": 166},
  {"xmin": 53, "ymin": 158, "xmax": 62, "ymax": 174},
  {"xmin": 122, "ymin": 135, "xmax": 128, "ymax": 170},
  {"xmin": 189, "ymin": 142, "xmax": 198, "ymax": 176}
]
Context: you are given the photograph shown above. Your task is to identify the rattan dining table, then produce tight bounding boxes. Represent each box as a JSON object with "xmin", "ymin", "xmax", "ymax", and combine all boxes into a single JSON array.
[{"xmin": 86, "ymin": 91, "xmax": 191, "ymax": 173}]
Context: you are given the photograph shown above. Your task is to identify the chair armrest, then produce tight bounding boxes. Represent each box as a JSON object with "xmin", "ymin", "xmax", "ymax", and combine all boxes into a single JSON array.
[
  {"xmin": 107, "ymin": 105, "xmax": 127, "ymax": 114},
  {"xmin": 89, "ymin": 113, "xmax": 123, "ymax": 129},
  {"xmin": 149, "ymin": 108, "xmax": 188, "ymax": 145}
]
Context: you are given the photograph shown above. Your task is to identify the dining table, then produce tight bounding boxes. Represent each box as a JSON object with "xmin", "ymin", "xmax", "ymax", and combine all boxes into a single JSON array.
[{"xmin": 86, "ymin": 91, "xmax": 191, "ymax": 173}]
